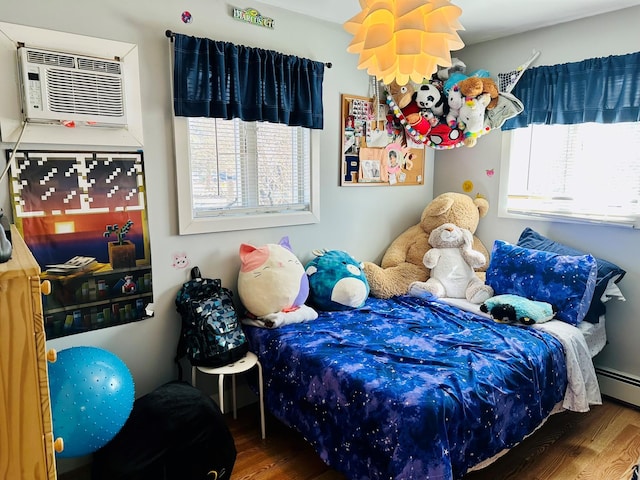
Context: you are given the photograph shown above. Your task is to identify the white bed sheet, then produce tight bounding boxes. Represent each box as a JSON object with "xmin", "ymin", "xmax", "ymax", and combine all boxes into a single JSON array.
[{"xmin": 578, "ymin": 315, "xmax": 607, "ymax": 358}]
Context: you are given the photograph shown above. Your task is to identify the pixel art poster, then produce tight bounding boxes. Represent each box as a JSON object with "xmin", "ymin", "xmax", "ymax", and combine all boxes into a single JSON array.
[{"xmin": 8, "ymin": 150, "xmax": 153, "ymax": 338}]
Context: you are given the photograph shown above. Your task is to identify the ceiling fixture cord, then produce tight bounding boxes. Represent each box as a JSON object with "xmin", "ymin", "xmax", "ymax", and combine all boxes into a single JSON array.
[
  {"xmin": 164, "ymin": 30, "xmax": 332, "ymax": 68},
  {"xmin": 343, "ymin": 0, "xmax": 464, "ymax": 86}
]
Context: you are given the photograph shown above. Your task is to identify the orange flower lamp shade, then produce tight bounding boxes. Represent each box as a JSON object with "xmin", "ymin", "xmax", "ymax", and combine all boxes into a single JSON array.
[{"xmin": 344, "ymin": 0, "xmax": 465, "ymax": 86}]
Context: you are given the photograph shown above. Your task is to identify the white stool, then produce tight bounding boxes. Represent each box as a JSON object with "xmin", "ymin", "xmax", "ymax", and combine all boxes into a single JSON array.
[{"xmin": 192, "ymin": 351, "xmax": 266, "ymax": 439}]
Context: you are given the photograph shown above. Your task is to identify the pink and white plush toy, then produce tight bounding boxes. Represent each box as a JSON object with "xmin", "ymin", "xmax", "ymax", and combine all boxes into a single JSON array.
[{"xmin": 238, "ymin": 236, "xmax": 317, "ymax": 328}]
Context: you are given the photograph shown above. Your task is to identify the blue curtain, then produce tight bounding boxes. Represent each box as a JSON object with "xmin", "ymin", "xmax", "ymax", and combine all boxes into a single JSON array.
[
  {"xmin": 503, "ymin": 51, "xmax": 640, "ymax": 130},
  {"xmin": 172, "ymin": 33, "xmax": 325, "ymax": 129}
]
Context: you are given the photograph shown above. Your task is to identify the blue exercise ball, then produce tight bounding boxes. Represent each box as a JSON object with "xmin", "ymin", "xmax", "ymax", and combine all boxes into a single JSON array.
[{"xmin": 48, "ymin": 346, "xmax": 135, "ymax": 458}]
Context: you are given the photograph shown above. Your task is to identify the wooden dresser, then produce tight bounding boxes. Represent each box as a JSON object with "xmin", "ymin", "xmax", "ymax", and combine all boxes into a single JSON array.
[{"xmin": 0, "ymin": 225, "xmax": 57, "ymax": 479}]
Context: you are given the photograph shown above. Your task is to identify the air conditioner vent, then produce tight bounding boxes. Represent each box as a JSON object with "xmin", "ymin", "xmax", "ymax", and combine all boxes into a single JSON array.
[
  {"xmin": 46, "ymin": 69, "xmax": 124, "ymax": 117},
  {"xmin": 26, "ymin": 50, "xmax": 75, "ymax": 68},
  {"xmin": 77, "ymin": 57, "xmax": 122, "ymax": 75}
]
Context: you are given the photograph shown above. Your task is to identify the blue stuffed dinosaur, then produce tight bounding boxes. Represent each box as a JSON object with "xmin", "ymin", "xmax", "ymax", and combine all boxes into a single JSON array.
[
  {"xmin": 305, "ymin": 249, "xmax": 369, "ymax": 311},
  {"xmin": 480, "ymin": 294, "xmax": 557, "ymax": 325}
]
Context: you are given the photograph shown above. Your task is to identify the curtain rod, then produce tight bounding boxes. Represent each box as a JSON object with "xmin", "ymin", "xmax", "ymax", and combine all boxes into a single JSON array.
[{"xmin": 165, "ymin": 30, "xmax": 332, "ymax": 68}]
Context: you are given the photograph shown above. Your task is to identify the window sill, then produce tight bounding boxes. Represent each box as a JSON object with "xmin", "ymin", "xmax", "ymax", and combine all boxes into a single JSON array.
[{"xmin": 178, "ymin": 210, "xmax": 320, "ymax": 235}]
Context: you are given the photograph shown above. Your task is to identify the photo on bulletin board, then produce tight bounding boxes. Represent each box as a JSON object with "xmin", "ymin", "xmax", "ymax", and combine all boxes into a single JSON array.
[{"xmin": 340, "ymin": 93, "xmax": 425, "ymax": 187}]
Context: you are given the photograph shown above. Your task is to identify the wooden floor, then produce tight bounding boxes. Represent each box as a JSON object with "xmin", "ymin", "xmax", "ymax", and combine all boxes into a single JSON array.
[
  {"xmin": 59, "ymin": 397, "xmax": 640, "ymax": 480},
  {"xmin": 229, "ymin": 397, "xmax": 640, "ymax": 480}
]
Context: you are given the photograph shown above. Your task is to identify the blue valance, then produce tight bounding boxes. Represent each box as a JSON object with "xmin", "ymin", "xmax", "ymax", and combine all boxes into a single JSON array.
[
  {"xmin": 503, "ymin": 51, "xmax": 640, "ymax": 130},
  {"xmin": 172, "ymin": 33, "xmax": 325, "ymax": 129}
]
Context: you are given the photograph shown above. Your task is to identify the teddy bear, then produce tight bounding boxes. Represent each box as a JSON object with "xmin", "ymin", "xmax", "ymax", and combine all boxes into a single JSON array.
[
  {"xmin": 386, "ymin": 80, "xmax": 432, "ymax": 136},
  {"xmin": 458, "ymin": 94, "xmax": 491, "ymax": 147},
  {"xmin": 480, "ymin": 294, "xmax": 557, "ymax": 325},
  {"xmin": 457, "ymin": 76, "xmax": 500, "ymax": 110},
  {"xmin": 436, "ymin": 57, "xmax": 466, "ymax": 82},
  {"xmin": 483, "ymin": 91, "xmax": 525, "ymax": 130},
  {"xmin": 408, "ymin": 223, "xmax": 494, "ymax": 304},
  {"xmin": 362, "ymin": 192, "xmax": 490, "ymax": 299}
]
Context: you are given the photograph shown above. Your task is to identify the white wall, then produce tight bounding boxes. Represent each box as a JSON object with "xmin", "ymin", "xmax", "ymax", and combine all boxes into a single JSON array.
[
  {"xmin": 0, "ymin": 2, "xmax": 434, "ymax": 400},
  {"xmin": 434, "ymin": 6, "xmax": 640, "ymax": 398}
]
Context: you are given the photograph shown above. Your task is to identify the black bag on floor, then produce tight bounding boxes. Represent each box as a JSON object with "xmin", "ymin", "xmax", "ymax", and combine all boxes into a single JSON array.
[
  {"xmin": 175, "ymin": 267, "xmax": 248, "ymax": 374},
  {"xmin": 92, "ymin": 381, "xmax": 236, "ymax": 480}
]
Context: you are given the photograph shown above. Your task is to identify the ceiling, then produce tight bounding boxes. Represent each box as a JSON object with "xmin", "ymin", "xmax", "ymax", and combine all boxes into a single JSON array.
[{"xmin": 254, "ymin": 0, "xmax": 640, "ymax": 45}]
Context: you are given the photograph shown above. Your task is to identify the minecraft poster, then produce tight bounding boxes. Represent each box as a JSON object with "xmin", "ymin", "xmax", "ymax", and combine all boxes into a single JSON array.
[{"xmin": 8, "ymin": 150, "xmax": 153, "ymax": 339}]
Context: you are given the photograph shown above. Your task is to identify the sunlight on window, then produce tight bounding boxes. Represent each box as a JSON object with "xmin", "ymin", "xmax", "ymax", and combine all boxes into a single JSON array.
[
  {"xmin": 188, "ymin": 118, "xmax": 311, "ymax": 217},
  {"xmin": 173, "ymin": 116, "xmax": 319, "ymax": 234},
  {"xmin": 501, "ymin": 122, "xmax": 640, "ymax": 227}
]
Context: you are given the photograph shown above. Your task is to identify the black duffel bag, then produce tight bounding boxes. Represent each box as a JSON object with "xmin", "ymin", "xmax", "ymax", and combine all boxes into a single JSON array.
[{"xmin": 92, "ymin": 381, "xmax": 236, "ymax": 480}]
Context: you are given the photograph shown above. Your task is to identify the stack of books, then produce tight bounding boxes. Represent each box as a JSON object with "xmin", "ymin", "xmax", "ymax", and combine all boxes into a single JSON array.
[{"xmin": 46, "ymin": 256, "xmax": 98, "ymax": 275}]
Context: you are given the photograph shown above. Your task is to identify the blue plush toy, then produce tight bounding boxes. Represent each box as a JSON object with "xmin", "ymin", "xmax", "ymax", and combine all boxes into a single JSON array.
[
  {"xmin": 480, "ymin": 294, "xmax": 557, "ymax": 325},
  {"xmin": 305, "ymin": 249, "xmax": 369, "ymax": 311}
]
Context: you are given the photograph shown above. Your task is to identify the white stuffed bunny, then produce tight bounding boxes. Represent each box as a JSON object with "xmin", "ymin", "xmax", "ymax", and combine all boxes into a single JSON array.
[{"xmin": 408, "ymin": 223, "xmax": 493, "ymax": 304}]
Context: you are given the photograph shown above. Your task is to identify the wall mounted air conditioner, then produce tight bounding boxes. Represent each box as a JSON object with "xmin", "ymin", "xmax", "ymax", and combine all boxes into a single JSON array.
[{"xmin": 18, "ymin": 46, "xmax": 127, "ymax": 127}]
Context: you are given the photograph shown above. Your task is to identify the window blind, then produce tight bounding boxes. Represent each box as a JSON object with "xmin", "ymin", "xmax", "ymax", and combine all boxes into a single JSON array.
[{"xmin": 187, "ymin": 118, "xmax": 311, "ymax": 218}]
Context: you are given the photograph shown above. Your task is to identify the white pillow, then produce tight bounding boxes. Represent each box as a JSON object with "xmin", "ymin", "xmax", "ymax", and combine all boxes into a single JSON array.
[{"xmin": 601, "ymin": 275, "xmax": 626, "ymax": 302}]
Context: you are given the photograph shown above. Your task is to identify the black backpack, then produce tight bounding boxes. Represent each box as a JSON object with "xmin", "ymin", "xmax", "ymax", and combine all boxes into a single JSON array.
[{"xmin": 175, "ymin": 267, "xmax": 249, "ymax": 375}]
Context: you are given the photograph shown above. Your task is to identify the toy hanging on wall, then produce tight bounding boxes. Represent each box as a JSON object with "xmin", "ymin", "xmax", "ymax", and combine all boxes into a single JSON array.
[{"xmin": 384, "ymin": 54, "xmax": 533, "ymax": 150}]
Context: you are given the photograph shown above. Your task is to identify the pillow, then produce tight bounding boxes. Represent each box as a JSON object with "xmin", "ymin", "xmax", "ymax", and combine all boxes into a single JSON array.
[
  {"xmin": 602, "ymin": 280, "xmax": 626, "ymax": 303},
  {"xmin": 517, "ymin": 227, "xmax": 626, "ymax": 323},
  {"xmin": 486, "ymin": 240, "xmax": 597, "ymax": 326}
]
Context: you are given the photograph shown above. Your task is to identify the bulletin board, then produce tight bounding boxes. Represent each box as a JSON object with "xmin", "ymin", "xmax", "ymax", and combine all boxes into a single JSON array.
[{"xmin": 340, "ymin": 93, "xmax": 425, "ymax": 186}]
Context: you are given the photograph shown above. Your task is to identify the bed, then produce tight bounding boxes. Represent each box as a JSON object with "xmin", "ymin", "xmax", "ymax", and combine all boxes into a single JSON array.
[
  {"xmin": 241, "ymin": 229, "xmax": 624, "ymax": 480},
  {"xmin": 244, "ymin": 294, "xmax": 605, "ymax": 479}
]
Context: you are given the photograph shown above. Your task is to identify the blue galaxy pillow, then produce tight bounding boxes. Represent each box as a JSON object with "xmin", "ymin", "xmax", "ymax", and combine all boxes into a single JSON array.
[
  {"xmin": 486, "ymin": 240, "xmax": 597, "ymax": 326},
  {"xmin": 517, "ymin": 227, "xmax": 626, "ymax": 324}
]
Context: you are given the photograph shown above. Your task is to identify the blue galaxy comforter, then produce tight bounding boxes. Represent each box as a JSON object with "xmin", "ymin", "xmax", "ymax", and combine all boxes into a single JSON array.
[{"xmin": 243, "ymin": 294, "xmax": 567, "ymax": 480}]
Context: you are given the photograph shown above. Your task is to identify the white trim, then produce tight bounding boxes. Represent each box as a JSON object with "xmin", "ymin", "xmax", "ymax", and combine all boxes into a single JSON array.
[
  {"xmin": 0, "ymin": 21, "xmax": 143, "ymax": 147},
  {"xmin": 596, "ymin": 367, "xmax": 640, "ymax": 407},
  {"xmin": 497, "ymin": 132, "xmax": 515, "ymax": 220}
]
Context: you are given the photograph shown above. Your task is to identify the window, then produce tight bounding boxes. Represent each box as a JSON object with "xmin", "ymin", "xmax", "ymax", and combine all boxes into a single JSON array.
[
  {"xmin": 174, "ymin": 117, "xmax": 320, "ymax": 234},
  {"xmin": 499, "ymin": 122, "xmax": 640, "ymax": 228}
]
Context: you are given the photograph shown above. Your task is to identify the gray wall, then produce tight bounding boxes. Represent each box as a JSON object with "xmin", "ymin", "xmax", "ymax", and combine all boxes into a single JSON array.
[
  {"xmin": 2, "ymin": 0, "xmax": 638, "ymax": 472},
  {"xmin": 0, "ymin": 2, "xmax": 434, "ymax": 398},
  {"xmin": 434, "ymin": 6, "xmax": 640, "ymax": 396},
  {"xmin": 0, "ymin": 2, "xmax": 434, "ymax": 472}
]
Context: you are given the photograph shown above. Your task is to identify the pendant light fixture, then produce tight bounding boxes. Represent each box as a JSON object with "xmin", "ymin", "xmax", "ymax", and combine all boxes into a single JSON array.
[{"xmin": 344, "ymin": 0, "xmax": 465, "ymax": 86}]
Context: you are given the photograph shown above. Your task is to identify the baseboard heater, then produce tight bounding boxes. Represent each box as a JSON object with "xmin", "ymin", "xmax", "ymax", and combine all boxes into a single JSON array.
[{"xmin": 596, "ymin": 367, "xmax": 640, "ymax": 407}]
